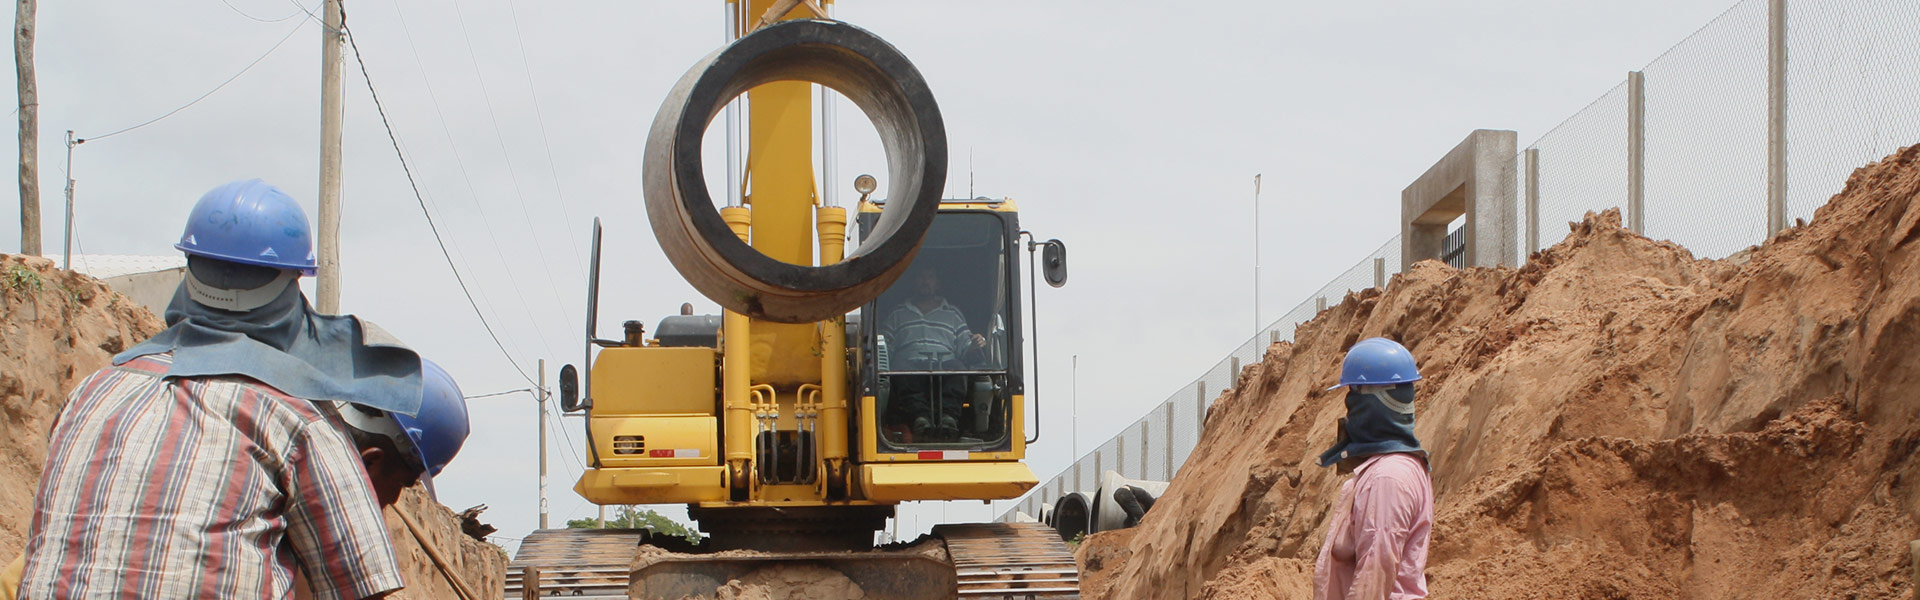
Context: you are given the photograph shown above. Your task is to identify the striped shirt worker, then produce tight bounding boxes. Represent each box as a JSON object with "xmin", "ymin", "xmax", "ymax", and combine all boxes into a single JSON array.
[
  {"xmin": 883, "ymin": 299, "xmax": 981, "ymax": 367},
  {"xmin": 19, "ymin": 354, "xmax": 405, "ymax": 600}
]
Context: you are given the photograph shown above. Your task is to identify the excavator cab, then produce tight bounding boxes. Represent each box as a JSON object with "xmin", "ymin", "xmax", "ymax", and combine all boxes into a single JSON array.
[{"xmin": 862, "ymin": 205, "xmax": 1022, "ymax": 451}]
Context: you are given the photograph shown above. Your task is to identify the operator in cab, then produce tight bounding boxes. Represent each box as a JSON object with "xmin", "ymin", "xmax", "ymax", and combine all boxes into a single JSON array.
[{"xmin": 880, "ymin": 267, "xmax": 986, "ymax": 440}]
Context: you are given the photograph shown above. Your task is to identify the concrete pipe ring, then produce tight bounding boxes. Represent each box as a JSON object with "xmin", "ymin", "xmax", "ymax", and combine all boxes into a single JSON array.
[{"xmin": 643, "ymin": 19, "xmax": 947, "ymax": 323}]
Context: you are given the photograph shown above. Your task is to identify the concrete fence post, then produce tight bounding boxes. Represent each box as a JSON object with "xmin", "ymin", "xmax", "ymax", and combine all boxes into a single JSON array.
[
  {"xmin": 1525, "ymin": 147, "xmax": 1540, "ymax": 254},
  {"xmin": 1373, "ymin": 257, "xmax": 1386, "ymax": 289},
  {"xmin": 1140, "ymin": 422, "xmax": 1150, "ymax": 478},
  {"xmin": 1766, "ymin": 0, "xmax": 1788, "ymax": 235},
  {"xmin": 1115, "ymin": 434, "xmax": 1125, "ymax": 477},
  {"xmin": 1163, "ymin": 402, "xmax": 1175, "ymax": 480},
  {"xmin": 1270, "ymin": 329, "xmax": 1281, "ymax": 344},
  {"xmin": 1627, "ymin": 70, "xmax": 1645, "ymax": 234},
  {"xmin": 1196, "ymin": 381, "xmax": 1208, "ymax": 432},
  {"xmin": 1316, "ymin": 296, "xmax": 1327, "ymax": 313},
  {"xmin": 1229, "ymin": 357, "xmax": 1241, "ymax": 389}
]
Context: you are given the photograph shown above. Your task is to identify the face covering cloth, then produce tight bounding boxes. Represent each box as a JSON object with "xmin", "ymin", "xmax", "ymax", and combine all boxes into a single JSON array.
[
  {"xmin": 116, "ymin": 273, "xmax": 424, "ymax": 416},
  {"xmin": 1318, "ymin": 384, "xmax": 1426, "ymax": 468}
]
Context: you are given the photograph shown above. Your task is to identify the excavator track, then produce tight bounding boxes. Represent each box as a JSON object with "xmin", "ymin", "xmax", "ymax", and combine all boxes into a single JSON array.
[
  {"xmin": 504, "ymin": 522, "xmax": 1079, "ymax": 599},
  {"xmin": 506, "ymin": 528, "xmax": 645, "ymax": 599},
  {"xmin": 936, "ymin": 522, "xmax": 1081, "ymax": 599}
]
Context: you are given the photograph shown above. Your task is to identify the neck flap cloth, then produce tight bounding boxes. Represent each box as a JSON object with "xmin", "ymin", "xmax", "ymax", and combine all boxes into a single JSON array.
[
  {"xmin": 1318, "ymin": 385, "xmax": 1426, "ymax": 468},
  {"xmin": 115, "ymin": 281, "xmax": 425, "ymax": 416}
]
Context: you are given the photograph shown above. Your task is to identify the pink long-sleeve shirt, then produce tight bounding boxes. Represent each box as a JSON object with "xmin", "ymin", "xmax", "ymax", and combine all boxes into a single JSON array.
[{"xmin": 1313, "ymin": 452, "xmax": 1433, "ymax": 600}]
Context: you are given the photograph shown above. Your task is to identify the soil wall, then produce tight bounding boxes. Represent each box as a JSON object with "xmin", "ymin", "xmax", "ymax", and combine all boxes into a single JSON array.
[{"xmin": 1080, "ymin": 145, "xmax": 1920, "ymax": 599}]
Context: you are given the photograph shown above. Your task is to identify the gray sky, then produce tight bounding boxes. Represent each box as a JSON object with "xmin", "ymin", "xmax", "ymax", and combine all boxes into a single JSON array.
[{"xmin": 5, "ymin": 0, "xmax": 1741, "ymax": 552}]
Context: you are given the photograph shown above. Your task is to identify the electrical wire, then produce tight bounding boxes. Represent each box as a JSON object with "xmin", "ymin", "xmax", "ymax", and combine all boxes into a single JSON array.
[
  {"xmin": 464, "ymin": 388, "xmax": 536, "ymax": 400},
  {"xmin": 383, "ymin": 0, "xmax": 561, "ymax": 363},
  {"xmin": 544, "ymin": 399, "xmax": 587, "ymax": 471},
  {"xmin": 499, "ymin": 0, "xmax": 587, "ymax": 270},
  {"xmin": 218, "ymin": 0, "xmax": 306, "ymax": 23},
  {"xmin": 82, "ymin": 13, "xmax": 310, "ymax": 142},
  {"xmin": 275, "ymin": 0, "xmax": 343, "ymax": 34},
  {"xmin": 344, "ymin": 29, "xmax": 537, "ymax": 388},
  {"xmin": 445, "ymin": 1, "xmax": 579, "ymax": 338}
]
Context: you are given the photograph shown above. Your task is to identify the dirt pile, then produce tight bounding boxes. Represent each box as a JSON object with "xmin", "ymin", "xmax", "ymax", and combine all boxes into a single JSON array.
[
  {"xmin": 0, "ymin": 254, "xmax": 503, "ymax": 597},
  {"xmin": 382, "ymin": 486, "xmax": 508, "ymax": 599},
  {"xmin": 1079, "ymin": 144, "xmax": 1920, "ymax": 599},
  {"xmin": 627, "ymin": 554, "xmax": 869, "ymax": 600}
]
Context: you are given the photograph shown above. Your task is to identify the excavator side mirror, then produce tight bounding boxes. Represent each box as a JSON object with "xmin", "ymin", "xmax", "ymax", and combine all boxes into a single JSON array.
[
  {"xmin": 559, "ymin": 364, "xmax": 583, "ymax": 412},
  {"xmin": 1041, "ymin": 239, "xmax": 1068, "ymax": 288}
]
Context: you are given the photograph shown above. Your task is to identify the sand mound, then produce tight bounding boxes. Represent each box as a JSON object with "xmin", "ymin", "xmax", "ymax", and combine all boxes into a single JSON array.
[
  {"xmin": 1080, "ymin": 144, "xmax": 1920, "ymax": 599},
  {"xmin": 0, "ymin": 254, "xmax": 503, "ymax": 594}
]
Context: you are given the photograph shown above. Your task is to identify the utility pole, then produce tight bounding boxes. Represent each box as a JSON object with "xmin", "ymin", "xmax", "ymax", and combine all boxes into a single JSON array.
[
  {"xmin": 15, "ymin": 0, "xmax": 38, "ymax": 257},
  {"xmin": 61, "ymin": 131, "xmax": 73, "ymax": 269},
  {"xmin": 538, "ymin": 359, "xmax": 549, "ymax": 529},
  {"xmin": 1253, "ymin": 174, "xmax": 1261, "ymax": 332},
  {"xmin": 316, "ymin": 0, "xmax": 345, "ymax": 312}
]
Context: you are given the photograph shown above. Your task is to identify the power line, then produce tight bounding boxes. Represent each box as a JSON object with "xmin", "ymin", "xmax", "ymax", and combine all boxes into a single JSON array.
[
  {"xmin": 383, "ymin": 0, "xmax": 560, "ymax": 362},
  {"xmin": 545, "ymin": 399, "xmax": 587, "ymax": 471},
  {"xmin": 218, "ymin": 0, "xmax": 306, "ymax": 23},
  {"xmin": 343, "ymin": 28, "xmax": 536, "ymax": 388},
  {"xmin": 275, "ymin": 0, "xmax": 342, "ymax": 34},
  {"xmin": 445, "ymin": 1, "xmax": 580, "ymax": 338},
  {"xmin": 368, "ymin": 4, "xmax": 528, "ymax": 359},
  {"xmin": 83, "ymin": 13, "xmax": 310, "ymax": 142},
  {"xmin": 499, "ymin": 0, "xmax": 588, "ymax": 271},
  {"xmin": 464, "ymin": 388, "xmax": 535, "ymax": 400}
]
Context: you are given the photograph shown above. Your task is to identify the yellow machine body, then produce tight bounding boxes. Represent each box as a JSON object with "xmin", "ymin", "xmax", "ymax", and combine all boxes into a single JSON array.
[{"xmin": 571, "ymin": 0, "xmax": 1038, "ymax": 541}]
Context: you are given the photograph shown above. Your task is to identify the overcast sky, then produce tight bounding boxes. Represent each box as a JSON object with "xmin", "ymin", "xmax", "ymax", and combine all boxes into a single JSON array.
[{"xmin": 5, "ymin": 0, "xmax": 1745, "ymax": 553}]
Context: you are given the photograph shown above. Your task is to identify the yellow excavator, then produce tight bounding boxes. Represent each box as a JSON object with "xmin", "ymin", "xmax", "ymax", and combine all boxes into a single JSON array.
[{"xmin": 505, "ymin": 2, "xmax": 1077, "ymax": 598}]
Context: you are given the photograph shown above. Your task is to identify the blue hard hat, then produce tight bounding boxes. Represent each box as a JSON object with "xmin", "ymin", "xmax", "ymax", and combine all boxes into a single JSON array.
[
  {"xmin": 393, "ymin": 359, "xmax": 471, "ymax": 479},
  {"xmin": 174, "ymin": 179, "xmax": 318, "ymax": 275},
  {"xmin": 1331, "ymin": 337, "xmax": 1422, "ymax": 389}
]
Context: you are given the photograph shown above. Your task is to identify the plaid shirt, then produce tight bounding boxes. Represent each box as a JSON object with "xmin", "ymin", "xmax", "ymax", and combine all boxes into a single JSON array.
[
  {"xmin": 19, "ymin": 354, "xmax": 404, "ymax": 600},
  {"xmin": 882, "ymin": 298, "xmax": 979, "ymax": 366}
]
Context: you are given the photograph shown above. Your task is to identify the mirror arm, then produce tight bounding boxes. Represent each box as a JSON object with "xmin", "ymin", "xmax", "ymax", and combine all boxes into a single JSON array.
[
  {"xmin": 1020, "ymin": 230, "xmax": 1041, "ymax": 446},
  {"xmin": 580, "ymin": 218, "xmax": 605, "ymax": 468}
]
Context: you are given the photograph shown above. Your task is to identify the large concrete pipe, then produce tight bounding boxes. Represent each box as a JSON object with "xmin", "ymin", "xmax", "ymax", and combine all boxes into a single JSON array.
[
  {"xmin": 644, "ymin": 19, "xmax": 947, "ymax": 323},
  {"xmin": 1053, "ymin": 491, "xmax": 1093, "ymax": 541},
  {"xmin": 1091, "ymin": 471, "xmax": 1170, "ymax": 533}
]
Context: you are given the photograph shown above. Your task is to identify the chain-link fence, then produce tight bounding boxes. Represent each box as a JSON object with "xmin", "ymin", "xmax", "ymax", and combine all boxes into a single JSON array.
[
  {"xmin": 1004, "ymin": 239, "xmax": 1402, "ymax": 521},
  {"xmin": 1001, "ymin": 0, "xmax": 1920, "ymax": 523}
]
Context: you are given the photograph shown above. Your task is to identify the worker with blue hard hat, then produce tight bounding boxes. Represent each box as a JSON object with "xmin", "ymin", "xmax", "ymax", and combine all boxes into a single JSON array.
[
  {"xmin": 1313, "ymin": 337, "xmax": 1435, "ymax": 600},
  {"xmin": 330, "ymin": 358, "xmax": 473, "ymax": 505},
  {"xmin": 19, "ymin": 179, "xmax": 422, "ymax": 599}
]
